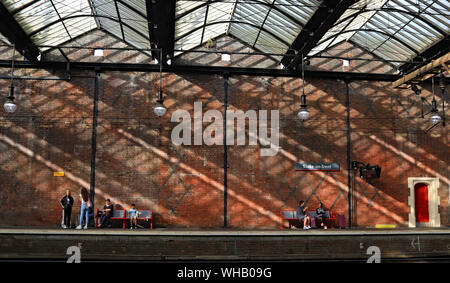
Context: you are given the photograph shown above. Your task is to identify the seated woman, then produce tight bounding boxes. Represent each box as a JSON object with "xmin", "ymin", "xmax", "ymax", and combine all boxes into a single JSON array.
[
  {"xmin": 98, "ymin": 199, "xmax": 114, "ymax": 228},
  {"xmin": 316, "ymin": 202, "xmax": 328, "ymax": 229}
]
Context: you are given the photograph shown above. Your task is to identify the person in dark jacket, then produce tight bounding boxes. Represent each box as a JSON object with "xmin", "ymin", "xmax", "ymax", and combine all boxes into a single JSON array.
[
  {"xmin": 60, "ymin": 190, "xmax": 74, "ymax": 229},
  {"xmin": 316, "ymin": 202, "xmax": 328, "ymax": 229},
  {"xmin": 99, "ymin": 199, "xmax": 114, "ymax": 228}
]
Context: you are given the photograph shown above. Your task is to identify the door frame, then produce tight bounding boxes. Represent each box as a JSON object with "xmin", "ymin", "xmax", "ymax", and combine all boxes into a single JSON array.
[{"xmin": 408, "ymin": 177, "xmax": 440, "ymax": 227}]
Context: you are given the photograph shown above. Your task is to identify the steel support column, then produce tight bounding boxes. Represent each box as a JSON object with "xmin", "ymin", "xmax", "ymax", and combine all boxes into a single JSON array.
[
  {"xmin": 345, "ymin": 79, "xmax": 352, "ymax": 228},
  {"xmin": 223, "ymin": 74, "xmax": 229, "ymax": 228},
  {"xmin": 89, "ymin": 71, "xmax": 101, "ymax": 211}
]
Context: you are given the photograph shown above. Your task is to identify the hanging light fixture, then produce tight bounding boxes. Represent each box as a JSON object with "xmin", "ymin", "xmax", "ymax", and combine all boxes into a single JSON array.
[
  {"xmin": 439, "ymin": 72, "xmax": 446, "ymax": 127},
  {"xmin": 4, "ymin": 86, "xmax": 17, "ymax": 113},
  {"xmin": 297, "ymin": 93, "xmax": 310, "ymax": 120},
  {"xmin": 3, "ymin": 45, "xmax": 17, "ymax": 113},
  {"xmin": 429, "ymin": 102, "xmax": 441, "ymax": 124},
  {"xmin": 429, "ymin": 76, "xmax": 441, "ymax": 124},
  {"xmin": 297, "ymin": 54, "xmax": 310, "ymax": 120},
  {"xmin": 153, "ymin": 48, "xmax": 167, "ymax": 117},
  {"xmin": 421, "ymin": 75, "xmax": 446, "ymax": 133}
]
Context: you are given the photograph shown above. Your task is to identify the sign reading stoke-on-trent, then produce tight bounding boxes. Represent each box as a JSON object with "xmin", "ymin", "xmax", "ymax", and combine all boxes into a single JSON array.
[{"xmin": 295, "ymin": 163, "xmax": 340, "ymax": 172}]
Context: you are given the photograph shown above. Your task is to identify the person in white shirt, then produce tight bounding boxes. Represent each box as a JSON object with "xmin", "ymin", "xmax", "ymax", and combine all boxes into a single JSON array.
[{"xmin": 129, "ymin": 204, "xmax": 139, "ymax": 229}]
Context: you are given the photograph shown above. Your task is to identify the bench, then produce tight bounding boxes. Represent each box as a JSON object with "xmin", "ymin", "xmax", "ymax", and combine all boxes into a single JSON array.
[
  {"xmin": 95, "ymin": 209, "xmax": 125, "ymax": 228},
  {"xmin": 280, "ymin": 210, "xmax": 335, "ymax": 229},
  {"xmin": 95, "ymin": 209, "xmax": 153, "ymax": 229},
  {"xmin": 124, "ymin": 210, "xmax": 153, "ymax": 229},
  {"xmin": 110, "ymin": 210, "xmax": 126, "ymax": 225},
  {"xmin": 310, "ymin": 211, "xmax": 335, "ymax": 228}
]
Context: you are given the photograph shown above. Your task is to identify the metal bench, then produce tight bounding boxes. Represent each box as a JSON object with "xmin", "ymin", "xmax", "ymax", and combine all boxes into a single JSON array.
[
  {"xmin": 96, "ymin": 208, "xmax": 153, "ymax": 229},
  {"xmin": 124, "ymin": 210, "xmax": 153, "ymax": 229},
  {"xmin": 110, "ymin": 210, "xmax": 126, "ymax": 227},
  {"xmin": 95, "ymin": 209, "xmax": 125, "ymax": 228},
  {"xmin": 280, "ymin": 210, "xmax": 335, "ymax": 229},
  {"xmin": 314, "ymin": 211, "xmax": 334, "ymax": 228},
  {"xmin": 280, "ymin": 210, "xmax": 299, "ymax": 229}
]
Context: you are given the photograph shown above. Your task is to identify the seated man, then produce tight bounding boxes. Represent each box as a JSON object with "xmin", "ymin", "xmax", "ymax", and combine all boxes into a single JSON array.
[
  {"xmin": 296, "ymin": 200, "xmax": 311, "ymax": 229},
  {"xmin": 99, "ymin": 199, "xmax": 114, "ymax": 228}
]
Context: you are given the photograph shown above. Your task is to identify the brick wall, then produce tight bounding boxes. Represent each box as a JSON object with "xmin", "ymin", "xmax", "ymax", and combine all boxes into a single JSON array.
[{"xmin": 0, "ymin": 30, "xmax": 448, "ymax": 228}]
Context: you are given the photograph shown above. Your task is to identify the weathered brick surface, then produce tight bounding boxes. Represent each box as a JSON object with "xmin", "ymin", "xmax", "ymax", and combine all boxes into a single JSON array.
[{"xmin": 0, "ymin": 31, "xmax": 448, "ymax": 228}]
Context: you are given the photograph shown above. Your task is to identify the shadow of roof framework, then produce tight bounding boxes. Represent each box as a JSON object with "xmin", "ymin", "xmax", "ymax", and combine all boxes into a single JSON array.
[{"xmin": 0, "ymin": 13, "xmax": 448, "ymax": 228}]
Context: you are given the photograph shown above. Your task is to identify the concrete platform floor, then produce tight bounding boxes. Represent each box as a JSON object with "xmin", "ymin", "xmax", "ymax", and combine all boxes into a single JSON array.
[
  {"xmin": 1, "ymin": 226, "xmax": 450, "ymax": 236},
  {"xmin": 1, "ymin": 227, "xmax": 449, "ymax": 262}
]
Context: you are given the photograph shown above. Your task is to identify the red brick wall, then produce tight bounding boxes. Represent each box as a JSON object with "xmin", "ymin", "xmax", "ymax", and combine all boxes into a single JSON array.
[{"xmin": 0, "ymin": 31, "xmax": 448, "ymax": 228}]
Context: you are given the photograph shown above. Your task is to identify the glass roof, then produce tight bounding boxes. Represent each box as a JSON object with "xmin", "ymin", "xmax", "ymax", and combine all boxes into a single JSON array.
[
  {"xmin": 0, "ymin": 32, "xmax": 10, "ymax": 44},
  {"xmin": 175, "ymin": 0, "xmax": 322, "ymax": 60},
  {"xmin": 309, "ymin": 0, "xmax": 450, "ymax": 66},
  {"xmin": 0, "ymin": 0, "xmax": 448, "ymax": 67},
  {"xmin": 2, "ymin": 0, "xmax": 97, "ymax": 51},
  {"xmin": 90, "ymin": 0, "xmax": 150, "ymax": 51},
  {"xmin": 1, "ymin": 0, "xmax": 149, "ymax": 52},
  {"xmin": 175, "ymin": 1, "xmax": 234, "ymax": 54}
]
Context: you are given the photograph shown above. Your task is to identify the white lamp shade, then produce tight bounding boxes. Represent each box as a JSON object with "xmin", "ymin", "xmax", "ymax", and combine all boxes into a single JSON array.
[
  {"xmin": 221, "ymin": 53, "xmax": 231, "ymax": 61},
  {"xmin": 297, "ymin": 109, "xmax": 310, "ymax": 120},
  {"xmin": 154, "ymin": 103, "xmax": 167, "ymax": 117},
  {"xmin": 430, "ymin": 114, "xmax": 441, "ymax": 124},
  {"xmin": 93, "ymin": 49, "xmax": 104, "ymax": 56},
  {"xmin": 3, "ymin": 100, "xmax": 17, "ymax": 113}
]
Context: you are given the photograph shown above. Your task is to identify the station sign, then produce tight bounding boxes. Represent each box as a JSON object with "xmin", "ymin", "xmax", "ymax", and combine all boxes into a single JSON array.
[{"xmin": 295, "ymin": 163, "xmax": 340, "ymax": 172}]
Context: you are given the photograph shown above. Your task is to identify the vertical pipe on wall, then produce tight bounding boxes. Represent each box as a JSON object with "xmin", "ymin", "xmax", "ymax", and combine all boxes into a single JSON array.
[
  {"xmin": 345, "ymin": 79, "xmax": 352, "ymax": 228},
  {"xmin": 90, "ymin": 71, "xmax": 100, "ymax": 210},
  {"xmin": 223, "ymin": 73, "xmax": 229, "ymax": 228}
]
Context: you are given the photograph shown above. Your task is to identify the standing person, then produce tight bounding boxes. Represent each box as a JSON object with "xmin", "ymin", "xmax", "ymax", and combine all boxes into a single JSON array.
[
  {"xmin": 60, "ymin": 190, "xmax": 74, "ymax": 229},
  {"xmin": 296, "ymin": 200, "xmax": 311, "ymax": 229},
  {"xmin": 76, "ymin": 188, "xmax": 90, "ymax": 230},
  {"xmin": 316, "ymin": 202, "xmax": 328, "ymax": 229},
  {"xmin": 129, "ymin": 204, "xmax": 139, "ymax": 229},
  {"xmin": 99, "ymin": 199, "xmax": 114, "ymax": 228}
]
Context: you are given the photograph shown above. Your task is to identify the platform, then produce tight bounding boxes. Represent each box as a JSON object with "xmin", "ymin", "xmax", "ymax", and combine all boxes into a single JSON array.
[{"xmin": 1, "ymin": 227, "xmax": 450, "ymax": 262}]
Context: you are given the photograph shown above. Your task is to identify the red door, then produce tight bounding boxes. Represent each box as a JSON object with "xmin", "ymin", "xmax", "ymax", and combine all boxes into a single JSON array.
[{"xmin": 414, "ymin": 183, "xmax": 429, "ymax": 223}]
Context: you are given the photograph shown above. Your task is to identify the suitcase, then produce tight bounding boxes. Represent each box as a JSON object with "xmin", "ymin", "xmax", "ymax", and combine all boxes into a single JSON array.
[{"xmin": 338, "ymin": 214, "xmax": 346, "ymax": 229}]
